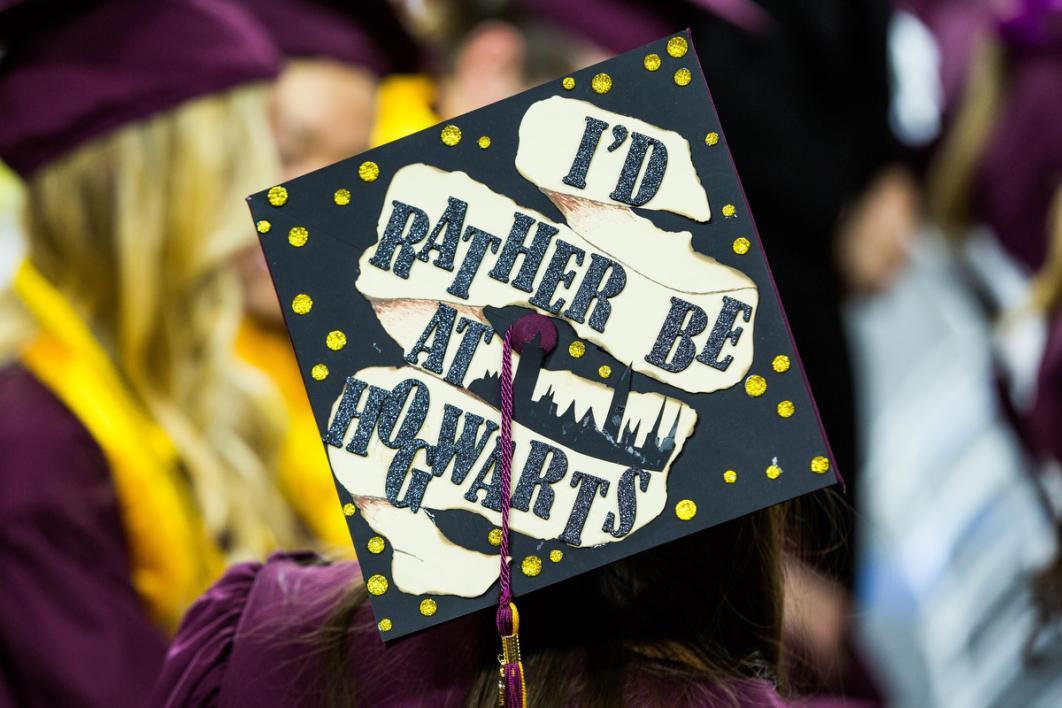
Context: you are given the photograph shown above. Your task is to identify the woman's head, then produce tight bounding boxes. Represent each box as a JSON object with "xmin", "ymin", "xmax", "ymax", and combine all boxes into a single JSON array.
[
  {"xmin": 23, "ymin": 83, "xmax": 275, "ymax": 333},
  {"xmin": 225, "ymin": 0, "xmax": 420, "ymax": 324},
  {"xmin": 317, "ymin": 504, "xmax": 787, "ymax": 707},
  {"xmin": 501, "ymin": 504, "xmax": 787, "ymax": 705},
  {"xmin": 20, "ymin": 83, "xmax": 298, "ymax": 557},
  {"xmin": 0, "ymin": 0, "xmax": 300, "ymax": 558}
]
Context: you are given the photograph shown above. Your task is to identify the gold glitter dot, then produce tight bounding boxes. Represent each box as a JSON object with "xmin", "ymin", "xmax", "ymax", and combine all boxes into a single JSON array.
[
  {"xmin": 256, "ymin": 220, "xmax": 271, "ymax": 234},
  {"xmin": 334, "ymin": 188, "xmax": 351, "ymax": 206},
  {"xmin": 568, "ymin": 340, "xmax": 586, "ymax": 358},
  {"xmin": 643, "ymin": 53, "xmax": 661, "ymax": 71},
  {"xmin": 311, "ymin": 363, "xmax": 329, "ymax": 381},
  {"xmin": 521, "ymin": 555, "xmax": 542, "ymax": 577},
  {"xmin": 288, "ymin": 226, "xmax": 308, "ymax": 247},
  {"xmin": 378, "ymin": 618, "xmax": 392, "ymax": 632},
  {"xmin": 326, "ymin": 330, "xmax": 347, "ymax": 351},
  {"xmin": 366, "ymin": 536, "xmax": 386, "ymax": 554},
  {"xmin": 267, "ymin": 185, "xmax": 288, "ymax": 207},
  {"xmin": 772, "ymin": 355, "xmax": 790, "ymax": 373},
  {"xmin": 477, "ymin": 135, "xmax": 491, "ymax": 149},
  {"xmin": 811, "ymin": 456, "xmax": 831, "ymax": 475},
  {"xmin": 487, "ymin": 528, "xmax": 502, "ymax": 547},
  {"xmin": 667, "ymin": 36, "xmax": 689, "ymax": 58},
  {"xmin": 705, "ymin": 132, "xmax": 720, "ymax": 146},
  {"xmin": 777, "ymin": 400, "xmax": 795, "ymax": 418},
  {"xmin": 419, "ymin": 598, "xmax": 437, "ymax": 616},
  {"xmin": 723, "ymin": 470, "xmax": 738, "ymax": 484},
  {"xmin": 549, "ymin": 549, "xmax": 563, "ymax": 563},
  {"xmin": 675, "ymin": 499, "xmax": 697, "ymax": 521},
  {"xmin": 561, "ymin": 76, "xmax": 575, "ymax": 90},
  {"xmin": 440, "ymin": 124, "xmax": 462, "ymax": 146},
  {"xmin": 722, "ymin": 204, "xmax": 737, "ymax": 218},
  {"xmin": 598, "ymin": 365, "xmax": 612, "ymax": 379},
  {"xmin": 591, "ymin": 72, "xmax": 612, "ymax": 94},
  {"xmin": 366, "ymin": 574, "xmax": 388, "ymax": 595},
  {"xmin": 291, "ymin": 293, "xmax": 313, "ymax": 315},
  {"xmin": 358, "ymin": 161, "xmax": 379, "ymax": 182},
  {"xmin": 745, "ymin": 375, "xmax": 767, "ymax": 397},
  {"xmin": 342, "ymin": 502, "xmax": 356, "ymax": 516},
  {"xmin": 766, "ymin": 464, "xmax": 782, "ymax": 480},
  {"xmin": 673, "ymin": 68, "xmax": 692, "ymax": 86},
  {"xmin": 732, "ymin": 237, "xmax": 751, "ymax": 255}
]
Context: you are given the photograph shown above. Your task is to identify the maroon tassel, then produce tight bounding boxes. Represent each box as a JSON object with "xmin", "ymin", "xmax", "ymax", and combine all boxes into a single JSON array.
[{"xmin": 496, "ymin": 316, "xmax": 555, "ymax": 707}]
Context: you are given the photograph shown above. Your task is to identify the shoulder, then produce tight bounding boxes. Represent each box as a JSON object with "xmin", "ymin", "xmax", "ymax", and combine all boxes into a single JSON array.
[
  {"xmin": 157, "ymin": 552, "xmax": 487, "ymax": 708},
  {"xmin": 0, "ymin": 364, "xmax": 90, "ymax": 444},
  {"xmin": 154, "ymin": 552, "xmax": 362, "ymax": 708},
  {"xmin": 236, "ymin": 550, "xmax": 362, "ymax": 631},
  {"xmin": 0, "ymin": 364, "xmax": 111, "ymax": 518}
]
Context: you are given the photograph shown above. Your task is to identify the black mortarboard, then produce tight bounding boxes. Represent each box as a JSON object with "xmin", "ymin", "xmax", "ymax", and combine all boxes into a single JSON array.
[{"xmin": 247, "ymin": 31, "xmax": 839, "ymax": 643}]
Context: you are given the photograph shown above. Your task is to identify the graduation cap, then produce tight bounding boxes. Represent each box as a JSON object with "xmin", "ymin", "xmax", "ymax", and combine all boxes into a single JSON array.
[{"xmin": 248, "ymin": 31, "xmax": 839, "ymax": 655}]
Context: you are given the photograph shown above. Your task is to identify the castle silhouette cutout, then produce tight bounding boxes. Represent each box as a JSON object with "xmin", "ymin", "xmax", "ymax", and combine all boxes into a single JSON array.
[{"xmin": 467, "ymin": 340, "xmax": 679, "ymax": 471}]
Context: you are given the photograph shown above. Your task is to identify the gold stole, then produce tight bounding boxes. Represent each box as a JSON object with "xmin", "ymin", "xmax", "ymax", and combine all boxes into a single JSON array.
[
  {"xmin": 370, "ymin": 74, "xmax": 439, "ymax": 148},
  {"xmin": 14, "ymin": 261, "xmax": 222, "ymax": 632},
  {"xmin": 235, "ymin": 318, "xmax": 352, "ymax": 554}
]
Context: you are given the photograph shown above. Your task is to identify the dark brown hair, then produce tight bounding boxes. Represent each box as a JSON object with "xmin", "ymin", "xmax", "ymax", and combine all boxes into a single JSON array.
[{"xmin": 314, "ymin": 503, "xmax": 788, "ymax": 707}]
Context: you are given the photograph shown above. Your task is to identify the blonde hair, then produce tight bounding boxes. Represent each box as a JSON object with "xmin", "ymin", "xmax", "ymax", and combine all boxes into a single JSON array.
[
  {"xmin": 13, "ymin": 83, "xmax": 298, "ymax": 560},
  {"xmin": 928, "ymin": 36, "xmax": 1062, "ymax": 314}
]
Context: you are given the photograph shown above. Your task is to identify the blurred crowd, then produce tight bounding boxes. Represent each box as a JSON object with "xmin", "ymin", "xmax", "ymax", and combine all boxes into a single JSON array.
[{"xmin": 0, "ymin": 0, "xmax": 1059, "ymax": 706}]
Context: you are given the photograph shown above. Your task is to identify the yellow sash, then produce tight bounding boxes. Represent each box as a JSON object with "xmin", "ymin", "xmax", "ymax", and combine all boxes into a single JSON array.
[
  {"xmin": 235, "ymin": 319, "xmax": 352, "ymax": 553},
  {"xmin": 14, "ymin": 261, "xmax": 222, "ymax": 632},
  {"xmin": 371, "ymin": 74, "xmax": 439, "ymax": 147}
]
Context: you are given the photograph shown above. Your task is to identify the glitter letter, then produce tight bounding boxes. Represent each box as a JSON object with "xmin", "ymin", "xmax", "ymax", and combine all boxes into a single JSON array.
[
  {"xmin": 447, "ymin": 226, "xmax": 501, "ymax": 299},
  {"xmin": 609, "ymin": 132, "xmax": 668, "ymax": 206},
  {"xmin": 563, "ymin": 254, "xmax": 627, "ymax": 332},
  {"xmin": 369, "ymin": 200, "xmax": 430, "ymax": 278},
  {"xmin": 324, "ymin": 377, "xmax": 388, "ymax": 456},
  {"xmin": 385, "ymin": 438, "xmax": 435, "ymax": 512},
  {"xmin": 433, "ymin": 404, "xmax": 498, "ymax": 484},
  {"xmin": 444, "ymin": 317, "xmax": 495, "ymax": 385},
  {"xmin": 562, "ymin": 116, "xmax": 609, "ymax": 189},
  {"xmin": 464, "ymin": 437, "xmax": 506, "ymax": 511},
  {"xmin": 558, "ymin": 471, "xmax": 611, "ymax": 545},
  {"xmin": 405, "ymin": 303, "xmax": 456, "ymax": 374},
  {"xmin": 602, "ymin": 467, "xmax": 651, "ymax": 538},
  {"xmin": 488, "ymin": 213, "xmax": 556, "ymax": 292},
  {"xmin": 528, "ymin": 239, "xmax": 585, "ymax": 314},
  {"xmin": 376, "ymin": 378, "xmax": 430, "ymax": 450},
  {"xmin": 416, "ymin": 196, "xmax": 468, "ymax": 271},
  {"xmin": 644, "ymin": 297, "xmax": 708, "ymax": 373},
  {"xmin": 511, "ymin": 441, "xmax": 569, "ymax": 520},
  {"xmin": 696, "ymin": 296, "xmax": 753, "ymax": 371}
]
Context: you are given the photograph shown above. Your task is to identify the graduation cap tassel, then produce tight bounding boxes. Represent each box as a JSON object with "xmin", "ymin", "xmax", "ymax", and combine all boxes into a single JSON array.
[{"xmin": 496, "ymin": 326, "xmax": 528, "ymax": 708}]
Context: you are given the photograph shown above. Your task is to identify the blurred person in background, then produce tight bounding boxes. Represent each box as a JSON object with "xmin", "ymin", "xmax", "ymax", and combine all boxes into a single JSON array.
[
  {"xmin": 920, "ymin": 0, "xmax": 1062, "ymax": 456},
  {"xmin": 917, "ymin": 0, "xmax": 1062, "ymax": 662},
  {"xmin": 0, "ymin": 0, "xmax": 298, "ymax": 704},
  {"xmin": 232, "ymin": 0, "xmax": 424, "ymax": 553},
  {"xmin": 845, "ymin": 1, "xmax": 1062, "ymax": 704}
]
